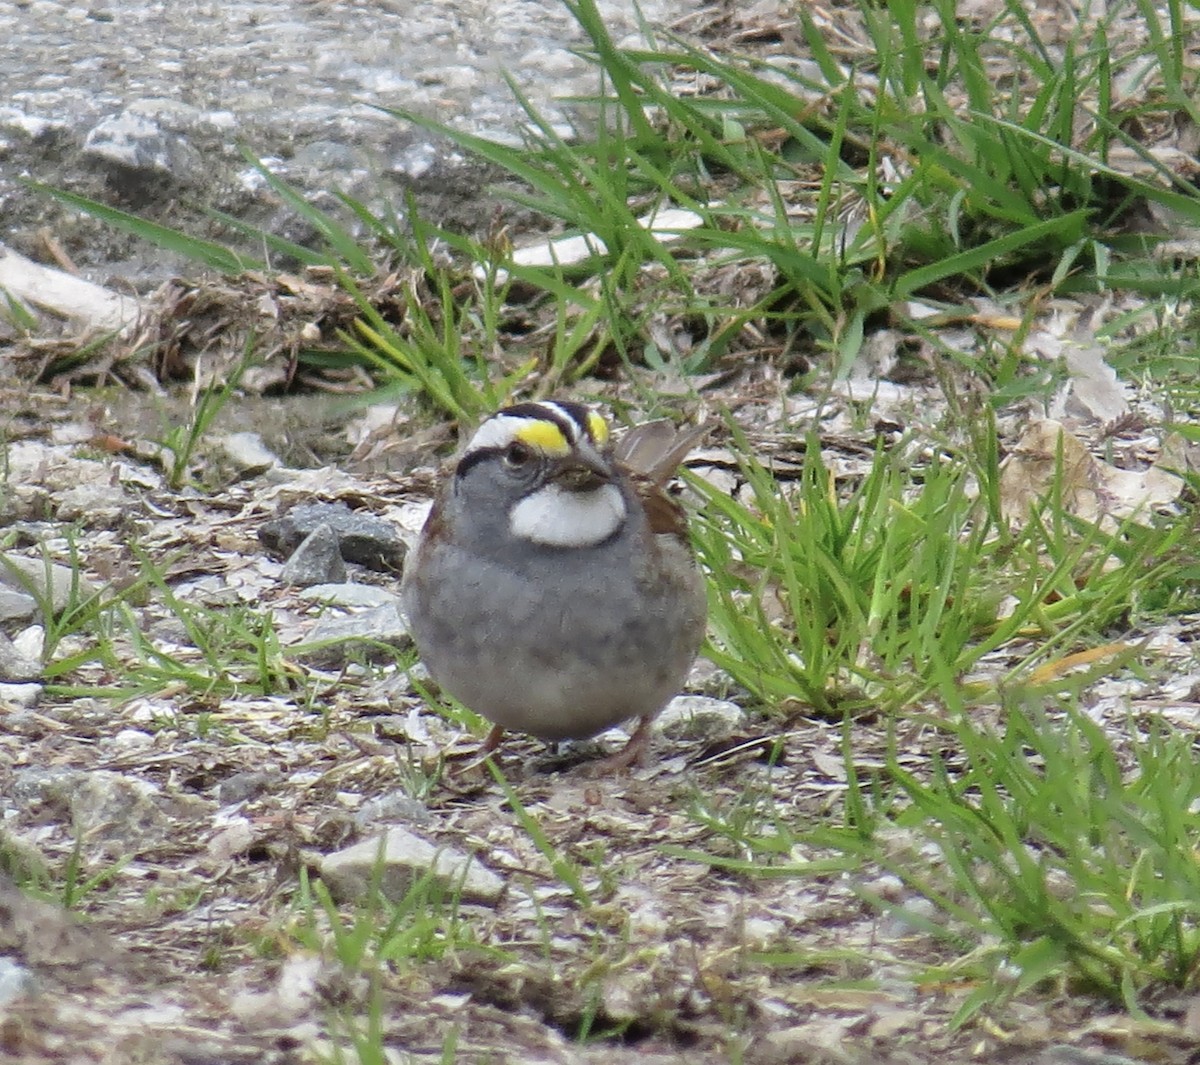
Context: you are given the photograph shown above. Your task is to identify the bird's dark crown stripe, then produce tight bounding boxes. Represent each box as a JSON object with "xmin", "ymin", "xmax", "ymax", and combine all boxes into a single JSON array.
[
  {"xmin": 547, "ymin": 401, "xmax": 600, "ymax": 443},
  {"xmin": 499, "ymin": 401, "xmax": 587, "ymax": 444},
  {"xmin": 457, "ymin": 402, "xmax": 606, "ymax": 480}
]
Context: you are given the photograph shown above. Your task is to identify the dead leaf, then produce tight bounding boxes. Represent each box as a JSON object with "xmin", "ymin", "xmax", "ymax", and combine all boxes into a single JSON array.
[
  {"xmin": 1028, "ymin": 643, "xmax": 1136, "ymax": 685},
  {"xmin": 1059, "ymin": 339, "xmax": 1131, "ymax": 424},
  {"xmin": 1000, "ymin": 419, "xmax": 1183, "ymax": 528}
]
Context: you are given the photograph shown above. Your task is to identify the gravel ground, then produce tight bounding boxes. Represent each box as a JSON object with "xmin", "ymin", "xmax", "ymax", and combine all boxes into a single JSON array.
[
  {"xmin": 0, "ymin": 0, "xmax": 706, "ymax": 287},
  {"xmin": 4, "ymin": 2, "xmax": 1196, "ymax": 1062},
  {"xmin": 0, "ymin": 381, "xmax": 1194, "ymax": 1065}
]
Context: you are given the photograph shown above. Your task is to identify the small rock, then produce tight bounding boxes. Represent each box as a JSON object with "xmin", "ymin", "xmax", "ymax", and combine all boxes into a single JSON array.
[
  {"xmin": 685, "ymin": 656, "xmax": 745, "ymax": 698},
  {"xmin": 111, "ymin": 729, "xmax": 153, "ymax": 750},
  {"xmin": 229, "ymin": 953, "xmax": 324, "ymax": 1029},
  {"xmin": 82, "ymin": 109, "xmax": 199, "ymax": 182},
  {"xmin": 295, "ymin": 602, "xmax": 410, "ymax": 668},
  {"xmin": 0, "ymin": 554, "xmax": 97, "ymax": 613},
  {"xmin": 4, "ymin": 441, "xmax": 110, "ymax": 494},
  {"xmin": 11, "ymin": 626, "xmax": 43, "ymax": 662},
  {"xmin": 290, "ymin": 139, "xmax": 369, "ymax": 178},
  {"xmin": 10, "ymin": 768, "xmax": 207, "ymax": 852},
  {"xmin": 0, "ymin": 632, "xmax": 40, "ymax": 682},
  {"xmin": 207, "ymin": 819, "xmax": 257, "ymax": 863},
  {"xmin": 217, "ymin": 771, "xmax": 281, "ymax": 807},
  {"xmin": 0, "ymin": 871, "xmax": 118, "ymax": 972},
  {"xmin": 280, "ymin": 524, "xmax": 346, "ymax": 587},
  {"xmin": 878, "ymin": 897, "xmax": 940, "ymax": 939},
  {"xmin": 114, "ymin": 460, "xmax": 162, "ymax": 492},
  {"xmin": 0, "ymin": 588, "xmax": 37, "ymax": 623},
  {"xmin": 0, "ymin": 956, "xmax": 35, "ymax": 1007},
  {"xmin": 219, "ymin": 432, "xmax": 281, "ymax": 475},
  {"xmin": 260, "ymin": 502, "xmax": 406, "ymax": 572},
  {"xmin": 54, "ymin": 482, "xmax": 132, "ymax": 526},
  {"xmin": 0, "ymin": 682, "xmax": 42, "ymax": 708},
  {"xmin": 353, "ymin": 790, "xmax": 432, "ymax": 829},
  {"xmin": 319, "ymin": 827, "xmax": 504, "ymax": 906},
  {"xmin": 298, "ymin": 583, "xmax": 400, "ymax": 609},
  {"xmin": 654, "ymin": 695, "xmax": 745, "ymax": 741}
]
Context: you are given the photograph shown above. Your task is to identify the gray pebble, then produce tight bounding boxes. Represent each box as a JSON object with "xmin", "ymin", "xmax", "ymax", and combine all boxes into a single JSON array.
[
  {"xmin": 296, "ymin": 602, "xmax": 411, "ymax": 669},
  {"xmin": 261, "ymin": 502, "xmax": 406, "ymax": 573},
  {"xmin": 320, "ymin": 827, "xmax": 503, "ymax": 906},
  {"xmin": 0, "ymin": 632, "xmax": 41, "ymax": 682},
  {"xmin": 0, "ymin": 957, "xmax": 35, "ymax": 1008},
  {"xmin": 298, "ymin": 583, "xmax": 401, "ymax": 609},
  {"xmin": 0, "ymin": 682, "xmax": 43, "ymax": 708},
  {"xmin": 217, "ymin": 770, "xmax": 282, "ymax": 808},
  {"xmin": 0, "ymin": 554, "xmax": 97, "ymax": 614},
  {"xmin": 219, "ymin": 432, "xmax": 281, "ymax": 475},
  {"xmin": 280, "ymin": 523, "xmax": 347, "ymax": 587},
  {"xmin": 0, "ymin": 589, "xmax": 38, "ymax": 624}
]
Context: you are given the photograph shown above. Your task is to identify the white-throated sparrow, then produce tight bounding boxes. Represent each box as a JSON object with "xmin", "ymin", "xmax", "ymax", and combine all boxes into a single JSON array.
[{"xmin": 401, "ymin": 400, "xmax": 707, "ymax": 769}]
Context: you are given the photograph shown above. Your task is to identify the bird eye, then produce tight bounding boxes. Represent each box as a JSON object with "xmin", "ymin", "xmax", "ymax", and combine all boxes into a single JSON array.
[{"xmin": 503, "ymin": 442, "xmax": 534, "ymax": 469}]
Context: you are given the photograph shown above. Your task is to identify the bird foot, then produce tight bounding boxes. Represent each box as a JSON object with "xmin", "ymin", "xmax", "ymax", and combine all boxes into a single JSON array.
[
  {"xmin": 442, "ymin": 724, "xmax": 506, "ymax": 775},
  {"xmin": 584, "ymin": 715, "xmax": 653, "ymax": 775}
]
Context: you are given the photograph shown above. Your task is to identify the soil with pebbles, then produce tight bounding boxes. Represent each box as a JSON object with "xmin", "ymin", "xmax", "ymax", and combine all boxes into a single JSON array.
[
  {"xmin": 2, "ymin": 0, "xmax": 1199, "ymax": 1061},
  {"xmin": 0, "ymin": 382, "xmax": 1195, "ymax": 1065},
  {"xmin": 1, "ymin": 0, "xmax": 705, "ymax": 288}
]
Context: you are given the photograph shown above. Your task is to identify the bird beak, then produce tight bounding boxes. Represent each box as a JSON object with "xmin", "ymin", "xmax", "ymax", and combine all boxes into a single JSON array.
[{"xmin": 551, "ymin": 446, "xmax": 612, "ymax": 492}]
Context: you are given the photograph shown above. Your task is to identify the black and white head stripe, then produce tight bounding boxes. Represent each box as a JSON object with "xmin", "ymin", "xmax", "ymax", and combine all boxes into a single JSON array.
[
  {"xmin": 464, "ymin": 401, "xmax": 611, "ymax": 458},
  {"xmin": 459, "ymin": 401, "xmax": 626, "ymax": 547}
]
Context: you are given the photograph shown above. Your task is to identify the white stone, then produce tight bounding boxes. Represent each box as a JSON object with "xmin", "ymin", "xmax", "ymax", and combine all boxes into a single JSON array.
[
  {"xmin": 655, "ymin": 695, "xmax": 744, "ymax": 740},
  {"xmin": 0, "ymin": 683, "xmax": 42, "ymax": 709},
  {"xmin": 319, "ymin": 827, "xmax": 504, "ymax": 906}
]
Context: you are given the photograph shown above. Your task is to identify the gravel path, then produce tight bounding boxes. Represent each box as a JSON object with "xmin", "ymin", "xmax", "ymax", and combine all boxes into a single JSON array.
[{"xmin": 1, "ymin": 0, "xmax": 704, "ymax": 286}]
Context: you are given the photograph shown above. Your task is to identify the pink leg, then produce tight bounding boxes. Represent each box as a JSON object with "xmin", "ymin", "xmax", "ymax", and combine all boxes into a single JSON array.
[
  {"xmin": 479, "ymin": 723, "xmax": 505, "ymax": 755},
  {"xmin": 589, "ymin": 715, "xmax": 654, "ymax": 773},
  {"xmin": 453, "ymin": 724, "xmax": 506, "ymax": 774}
]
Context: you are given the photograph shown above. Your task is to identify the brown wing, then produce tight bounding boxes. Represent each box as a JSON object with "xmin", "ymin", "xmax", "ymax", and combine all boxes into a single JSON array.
[
  {"xmin": 613, "ymin": 421, "xmax": 712, "ymax": 486},
  {"xmin": 627, "ymin": 472, "xmax": 691, "ymax": 540}
]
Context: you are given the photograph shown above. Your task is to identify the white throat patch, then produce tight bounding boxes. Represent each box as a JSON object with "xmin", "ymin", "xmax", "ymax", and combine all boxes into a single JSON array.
[{"xmin": 509, "ymin": 483, "xmax": 627, "ymax": 547}]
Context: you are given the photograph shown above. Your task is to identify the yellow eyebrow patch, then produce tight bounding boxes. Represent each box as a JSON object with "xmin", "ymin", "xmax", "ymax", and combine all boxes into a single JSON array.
[
  {"xmin": 586, "ymin": 411, "xmax": 610, "ymax": 446},
  {"xmin": 514, "ymin": 419, "xmax": 571, "ymax": 455}
]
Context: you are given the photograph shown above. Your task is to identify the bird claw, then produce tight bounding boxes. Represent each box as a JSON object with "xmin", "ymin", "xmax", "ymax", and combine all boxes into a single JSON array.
[{"xmin": 583, "ymin": 715, "xmax": 654, "ymax": 775}]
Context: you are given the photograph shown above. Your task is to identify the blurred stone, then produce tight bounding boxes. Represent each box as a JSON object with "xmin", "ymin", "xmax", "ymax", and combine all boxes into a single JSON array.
[
  {"xmin": 298, "ymin": 583, "xmax": 400, "ymax": 609},
  {"xmin": 655, "ymin": 695, "xmax": 745, "ymax": 741},
  {"xmin": 0, "ymin": 632, "xmax": 40, "ymax": 682},
  {"xmin": 0, "ymin": 955, "xmax": 35, "ymax": 1007},
  {"xmin": 353, "ymin": 790, "xmax": 432, "ymax": 829},
  {"xmin": 280, "ymin": 523, "xmax": 346, "ymax": 587},
  {"xmin": 219, "ymin": 432, "xmax": 280, "ymax": 475},
  {"xmin": 0, "ymin": 588, "xmax": 37, "ymax": 623},
  {"xmin": 0, "ymin": 682, "xmax": 42, "ymax": 708},
  {"xmin": 10, "ymin": 767, "xmax": 207, "ymax": 853},
  {"xmin": 260, "ymin": 501, "xmax": 406, "ymax": 572},
  {"xmin": 296, "ymin": 602, "xmax": 410, "ymax": 668},
  {"xmin": 82, "ymin": 108, "xmax": 201, "ymax": 182},
  {"xmin": 11, "ymin": 626, "xmax": 43, "ymax": 662},
  {"xmin": 0, "ymin": 871, "xmax": 118, "ymax": 975},
  {"xmin": 54, "ymin": 482, "xmax": 132, "ymax": 526},
  {"xmin": 217, "ymin": 771, "xmax": 281, "ymax": 807},
  {"xmin": 319, "ymin": 827, "xmax": 503, "ymax": 906},
  {"xmin": 228, "ymin": 953, "xmax": 324, "ymax": 1030},
  {"xmin": 0, "ymin": 554, "xmax": 97, "ymax": 613}
]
